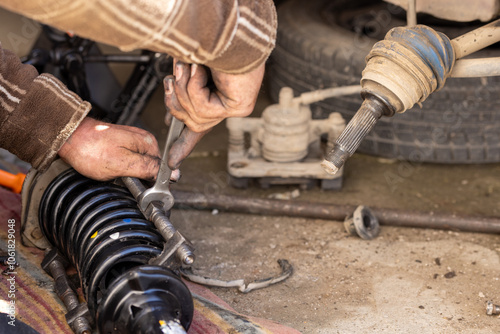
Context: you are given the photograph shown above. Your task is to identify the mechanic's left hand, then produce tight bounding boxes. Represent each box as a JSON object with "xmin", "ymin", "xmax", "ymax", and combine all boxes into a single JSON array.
[{"xmin": 58, "ymin": 117, "xmax": 161, "ymax": 181}]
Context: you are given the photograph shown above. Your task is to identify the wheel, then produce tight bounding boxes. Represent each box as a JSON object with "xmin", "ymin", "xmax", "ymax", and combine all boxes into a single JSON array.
[{"xmin": 269, "ymin": 0, "xmax": 500, "ymax": 163}]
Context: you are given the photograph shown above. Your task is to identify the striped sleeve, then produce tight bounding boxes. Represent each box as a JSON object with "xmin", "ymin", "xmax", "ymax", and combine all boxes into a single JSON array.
[
  {"xmin": 0, "ymin": 44, "xmax": 90, "ymax": 170},
  {"xmin": 0, "ymin": 0, "xmax": 277, "ymax": 74}
]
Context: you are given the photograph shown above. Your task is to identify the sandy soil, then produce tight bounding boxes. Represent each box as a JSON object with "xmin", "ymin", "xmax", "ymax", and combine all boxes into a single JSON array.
[{"xmin": 143, "ymin": 95, "xmax": 500, "ymax": 333}]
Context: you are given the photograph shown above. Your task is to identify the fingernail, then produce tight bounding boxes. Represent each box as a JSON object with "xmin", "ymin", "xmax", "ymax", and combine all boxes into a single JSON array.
[
  {"xmin": 165, "ymin": 78, "xmax": 173, "ymax": 95},
  {"xmin": 168, "ymin": 79, "xmax": 174, "ymax": 94},
  {"xmin": 175, "ymin": 63, "xmax": 183, "ymax": 82},
  {"xmin": 164, "ymin": 77, "xmax": 170, "ymax": 92},
  {"xmin": 191, "ymin": 64, "xmax": 197, "ymax": 78},
  {"xmin": 170, "ymin": 169, "xmax": 182, "ymax": 183}
]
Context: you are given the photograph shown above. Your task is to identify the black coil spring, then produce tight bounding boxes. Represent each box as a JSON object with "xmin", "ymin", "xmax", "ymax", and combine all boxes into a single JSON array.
[{"xmin": 39, "ymin": 168, "xmax": 165, "ymax": 316}]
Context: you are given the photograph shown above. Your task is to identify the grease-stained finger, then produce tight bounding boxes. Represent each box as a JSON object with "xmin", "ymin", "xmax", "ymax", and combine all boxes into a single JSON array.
[{"xmin": 168, "ymin": 126, "xmax": 210, "ymax": 169}]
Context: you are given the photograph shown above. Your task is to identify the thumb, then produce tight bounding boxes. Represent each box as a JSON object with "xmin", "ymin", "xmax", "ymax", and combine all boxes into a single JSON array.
[
  {"xmin": 168, "ymin": 127, "xmax": 209, "ymax": 169},
  {"xmin": 129, "ymin": 152, "xmax": 161, "ymax": 181}
]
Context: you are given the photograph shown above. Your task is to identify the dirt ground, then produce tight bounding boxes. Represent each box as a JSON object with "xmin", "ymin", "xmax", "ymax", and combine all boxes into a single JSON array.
[
  {"xmin": 141, "ymin": 85, "xmax": 500, "ymax": 334},
  {"xmin": 1, "ymin": 7, "xmax": 499, "ymax": 333}
]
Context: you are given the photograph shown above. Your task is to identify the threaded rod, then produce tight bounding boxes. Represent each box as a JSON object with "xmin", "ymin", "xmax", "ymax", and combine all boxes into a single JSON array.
[{"xmin": 322, "ymin": 96, "xmax": 388, "ymax": 174}]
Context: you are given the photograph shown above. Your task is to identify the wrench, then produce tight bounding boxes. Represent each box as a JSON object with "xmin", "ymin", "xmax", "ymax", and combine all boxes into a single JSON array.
[{"xmin": 137, "ymin": 117, "xmax": 184, "ymax": 213}]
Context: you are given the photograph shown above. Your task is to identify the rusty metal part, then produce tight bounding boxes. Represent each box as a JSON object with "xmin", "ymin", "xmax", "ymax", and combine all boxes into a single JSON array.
[
  {"xmin": 321, "ymin": 96, "xmax": 388, "ymax": 175},
  {"xmin": 122, "ymin": 176, "xmax": 195, "ymax": 266},
  {"xmin": 180, "ymin": 259, "xmax": 293, "ymax": 293},
  {"xmin": 226, "ymin": 86, "xmax": 356, "ymax": 188},
  {"xmin": 344, "ymin": 206, "xmax": 380, "ymax": 240},
  {"xmin": 486, "ymin": 301, "xmax": 500, "ymax": 315},
  {"xmin": 322, "ymin": 25, "xmax": 455, "ymax": 175},
  {"xmin": 322, "ymin": 19, "xmax": 500, "ymax": 175},
  {"xmin": 41, "ymin": 249, "xmax": 93, "ymax": 334},
  {"xmin": 261, "ymin": 88, "xmax": 311, "ymax": 162},
  {"xmin": 172, "ymin": 190, "xmax": 500, "ymax": 234}
]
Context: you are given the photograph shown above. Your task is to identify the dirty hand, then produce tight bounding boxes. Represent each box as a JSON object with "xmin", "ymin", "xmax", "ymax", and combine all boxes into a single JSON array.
[
  {"xmin": 58, "ymin": 117, "xmax": 161, "ymax": 181},
  {"xmin": 164, "ymin": 60, "xmax": 265, "ymax": 169}
]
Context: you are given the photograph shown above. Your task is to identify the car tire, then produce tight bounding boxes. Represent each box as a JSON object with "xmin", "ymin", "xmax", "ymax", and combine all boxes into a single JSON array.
[{"xmin": 268, "ymin": 0, "xmax": 500, "ymax": 163}]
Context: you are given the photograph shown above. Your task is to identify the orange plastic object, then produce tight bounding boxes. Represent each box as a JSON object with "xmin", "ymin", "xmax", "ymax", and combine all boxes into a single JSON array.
[{"xmin": 0, "ymin": 169, "xmax": 26, "ymax": 194}]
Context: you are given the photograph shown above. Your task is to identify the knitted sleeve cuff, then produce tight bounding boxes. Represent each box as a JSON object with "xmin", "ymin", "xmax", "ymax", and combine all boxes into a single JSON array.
[{"xmin": 0, "ymin": 73, "xmax": 91, "ymax": 170}]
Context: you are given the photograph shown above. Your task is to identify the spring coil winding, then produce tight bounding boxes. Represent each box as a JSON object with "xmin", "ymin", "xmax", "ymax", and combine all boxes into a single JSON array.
[{"xmin": 38, "ymin": 168, "xmax": 193, "ymax": 333}]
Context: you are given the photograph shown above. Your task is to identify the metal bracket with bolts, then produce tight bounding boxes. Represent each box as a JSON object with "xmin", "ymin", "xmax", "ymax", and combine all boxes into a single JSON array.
[{"xmin": 226, "ymin": 85, "xmax": 361, "ymax": 190}]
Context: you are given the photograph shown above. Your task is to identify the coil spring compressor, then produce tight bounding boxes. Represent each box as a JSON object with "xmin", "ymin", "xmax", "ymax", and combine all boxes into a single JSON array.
[{"xmin": 21, "ymin": 159, "xmax": 195, "ymax": 334}]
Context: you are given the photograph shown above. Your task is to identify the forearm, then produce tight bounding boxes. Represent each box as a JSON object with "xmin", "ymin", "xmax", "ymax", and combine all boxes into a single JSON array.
[
  {"xmin": 0, "ymin": 43, "xmax": 90, "ymax": 170},
  {"xmin": 0, "ymin": 0, "xmax": 277, "ymax": 74}
]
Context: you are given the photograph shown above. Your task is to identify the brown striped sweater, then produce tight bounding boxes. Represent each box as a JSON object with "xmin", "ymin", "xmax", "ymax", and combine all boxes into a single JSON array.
[
  {"xmin": 0, "ymin": 0, "xmax": 277, "ymax": 170},
  {"xmin": 2, "ymin": 0, "xmax": 277, "ymax": 74},
  {"xmin": 0, "ymin": 44, "xmax": 90, "ymax": 170}
]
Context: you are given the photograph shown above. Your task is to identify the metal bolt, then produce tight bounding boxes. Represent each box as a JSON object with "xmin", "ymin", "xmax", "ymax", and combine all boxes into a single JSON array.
[
  {"xmin": 184, "ymin": 255, "xmax": 195, "ymax": 265},
  {"xmin": 30, "ymin": 227, "xmax": 44, "ymax": 240},
  {"xmin": 344, "ymin": 205, "xmax": 380, "ymax": 240},
  {"xmin": 486, "ymin": 301, "xmax": 500, "ymax": 315}
]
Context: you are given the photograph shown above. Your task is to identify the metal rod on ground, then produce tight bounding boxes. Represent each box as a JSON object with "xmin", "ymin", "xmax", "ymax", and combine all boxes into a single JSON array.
[{"xmin": 172, "ymin": 190, "xmax": 500, "ymax": 234}]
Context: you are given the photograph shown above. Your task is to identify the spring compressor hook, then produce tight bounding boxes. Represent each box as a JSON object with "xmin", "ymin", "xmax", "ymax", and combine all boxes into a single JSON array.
[{"xmin": 21, "ymin": 159, "xmax": 194, "ymax": 333}]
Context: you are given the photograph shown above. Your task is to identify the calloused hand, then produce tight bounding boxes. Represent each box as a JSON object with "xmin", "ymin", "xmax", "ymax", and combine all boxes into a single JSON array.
[
  {"xmin": 58, "ymin": 117, "xmax": 161, "ymax": 181},
  {"xmin": 164, "ymin": 60, "xmax": 265, "ymax": 168}
]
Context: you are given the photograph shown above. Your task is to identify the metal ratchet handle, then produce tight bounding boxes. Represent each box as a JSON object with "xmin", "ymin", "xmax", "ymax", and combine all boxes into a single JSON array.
[{"xmin": 138, "ymin": 117, "xmax": 184, "ymax": 213}]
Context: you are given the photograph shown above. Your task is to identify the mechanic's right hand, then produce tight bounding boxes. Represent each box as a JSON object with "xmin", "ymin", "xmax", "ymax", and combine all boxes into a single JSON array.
[
  {"xmin": 164, "ymin": 59, "xmax": 265, "ymax": 169},
  {"xmin": 58, "ymin": 117, "xmax": 161, "ymax": 181}
]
